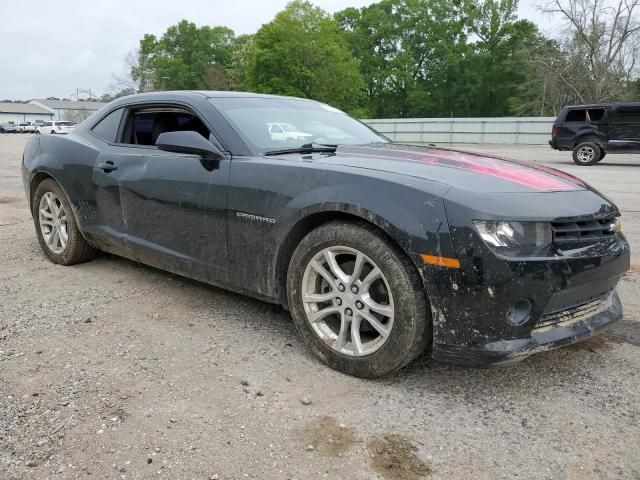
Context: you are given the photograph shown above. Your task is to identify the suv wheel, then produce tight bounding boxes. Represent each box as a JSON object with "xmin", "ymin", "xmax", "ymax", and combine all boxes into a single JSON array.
[
  {"xmin": 573, "ymin": 142, "xmax": 602, "ymax": 166},
  {"xmin": 33, "ymin": 179, "xmax": 96, "ymax": 265},
  {"xmin": 287, "ymin": 221, "xmax": 429, "ymax": 378}
]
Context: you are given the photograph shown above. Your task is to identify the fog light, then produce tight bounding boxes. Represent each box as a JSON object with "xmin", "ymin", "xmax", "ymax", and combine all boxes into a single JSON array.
[{"xmin": 506, "ymin": 299, "xmax": 532, "ymax": 326}]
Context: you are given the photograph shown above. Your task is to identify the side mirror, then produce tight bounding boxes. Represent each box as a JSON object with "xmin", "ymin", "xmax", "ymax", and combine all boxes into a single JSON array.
[{"xmin": 155, "ymin": 131, "xmax": 225, "ymax": 160}]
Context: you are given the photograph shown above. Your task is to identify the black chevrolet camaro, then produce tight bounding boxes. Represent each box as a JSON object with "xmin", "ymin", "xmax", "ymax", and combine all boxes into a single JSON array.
[{"xmin": 22, "ymin": 91, "xmax": 630, "ymax": 377}]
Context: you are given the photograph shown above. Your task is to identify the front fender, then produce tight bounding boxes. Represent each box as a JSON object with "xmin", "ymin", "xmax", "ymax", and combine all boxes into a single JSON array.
[
  {"xmin": 272, "ymin": 179, "xmax": 457, "ymax": 307},
  {"xmin": 226, "ymin": 157, "xmax": 457, "ymax": 304},
  {"xmin": 281, "ymin": 182, "xmax": 454, "ymax": 258}
]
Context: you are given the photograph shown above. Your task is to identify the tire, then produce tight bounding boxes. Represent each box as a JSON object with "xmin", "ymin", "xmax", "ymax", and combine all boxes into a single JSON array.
[
  {"xmin": 35, "ymin": 130, "xmax": 40, "ymax": 135},
  {"xmin": 573, "ymin": 142, "xmax": 602, "ymax": 166},
  {"xmin": 286, "ymin": 221, "xmax": 429, "ymax": 378},
  {"xmin": 32, "ymin": 179, "xmax": 96, "ymax": 265},
  {"xmin": 51, "ymin": 131, "xmax": 56, "ymax": 135}
]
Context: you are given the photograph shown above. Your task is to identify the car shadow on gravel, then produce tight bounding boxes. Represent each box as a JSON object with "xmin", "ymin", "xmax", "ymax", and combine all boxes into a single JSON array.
[{"xmin": 384, "ymin": 334, "xmax": 631, "ymax": 401}]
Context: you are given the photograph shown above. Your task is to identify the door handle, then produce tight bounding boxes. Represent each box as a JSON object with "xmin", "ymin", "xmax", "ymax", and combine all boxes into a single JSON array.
[{"xmin": 97, "ymin": 161, "xmax": 117, "ymax": 172}]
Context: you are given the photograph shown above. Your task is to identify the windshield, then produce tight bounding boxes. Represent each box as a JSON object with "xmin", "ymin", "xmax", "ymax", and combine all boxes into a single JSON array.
[{"xmin": 209, "ymin": 97, "xmax": 388, "ymax": 153}]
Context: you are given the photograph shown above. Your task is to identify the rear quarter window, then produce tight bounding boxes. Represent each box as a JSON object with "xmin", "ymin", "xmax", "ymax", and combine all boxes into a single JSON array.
[
  {"xmin": 564, "ymin": 109, "xmax": 587, "ymax": 122},
  {"xmin": 563, "ymin": 108, "xmax": 607, "ymax": 123},
  {"xmin": 92, "ymin": 108, "xmax": 124, "ymax": 142}
]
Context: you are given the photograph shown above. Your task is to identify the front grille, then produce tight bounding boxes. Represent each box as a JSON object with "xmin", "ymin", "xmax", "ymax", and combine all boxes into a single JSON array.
[
  {"xmin": 535, "ymin": 292, "xmax": 612, "ymax": 329},
  {"xmin": 551, "ymin": 217, "xmax": 616, "ymax": 245}
]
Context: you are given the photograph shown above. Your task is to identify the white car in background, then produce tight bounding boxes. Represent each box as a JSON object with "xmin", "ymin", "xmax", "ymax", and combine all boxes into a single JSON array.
[
  {"xmin": 267, "ymin": 122, "xmax": 312, "ymax": 141},
  {"xmin": 36, "ymin": 121, "xmax": 76, "ymax": 135},
  {"xmin": 18, "ymin": 123, "xmax": 37, "ymax": 133}
]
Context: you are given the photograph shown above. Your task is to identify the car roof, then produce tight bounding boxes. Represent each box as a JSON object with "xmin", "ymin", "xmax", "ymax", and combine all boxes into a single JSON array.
[
  {"xmin": 109, "ymin": 90, "xmax": 318, "ymax": 106},
  {"xmin": 564, "ymin": 102, "xmax": 640, "ymax": 109}
]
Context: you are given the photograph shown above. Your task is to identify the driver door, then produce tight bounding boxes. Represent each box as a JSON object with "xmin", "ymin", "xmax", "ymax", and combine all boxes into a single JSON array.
[{"xmin": 113, "ymin": 105, "xmax": 230, "ymax": 281}]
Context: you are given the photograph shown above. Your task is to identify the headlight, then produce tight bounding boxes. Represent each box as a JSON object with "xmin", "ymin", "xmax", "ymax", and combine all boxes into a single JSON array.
[
  {"xmin": 473, "ymin": 220, "xmax": 552, "ymax": 255},
  {"xmin": 611, "ymin": 217, "xmax": 622, "ymax": 233}
]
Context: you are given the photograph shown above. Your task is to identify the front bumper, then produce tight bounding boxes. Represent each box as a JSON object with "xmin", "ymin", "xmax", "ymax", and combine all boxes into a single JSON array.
[
  {"xmin": 422, "ymin": 233, "xmax": 629, "ymax": 367},
  {"xmin": 421, "ymin": 189, "xmax": 630, "ymax": 367},
  {"xmin": 432, "ymin": 290, "xmax": 622, "ymax": 366}
]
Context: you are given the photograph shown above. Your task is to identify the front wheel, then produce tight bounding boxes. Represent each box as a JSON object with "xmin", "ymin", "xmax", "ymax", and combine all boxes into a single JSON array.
[
  {"xmin": 33, "ymin": 179, "xmax": 96, "ymax": 265},
  {"xmin": 573, "ymin": 142, "xmax": 602, "ymax": 165},
  {"xmin": 287, "ymin": 221, "xmax": 430, "ymax": 378}
]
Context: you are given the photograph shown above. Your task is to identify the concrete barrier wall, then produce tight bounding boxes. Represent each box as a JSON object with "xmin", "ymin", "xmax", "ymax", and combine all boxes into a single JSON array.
[{"xmin": 362, "ymin": 117, "xmax": 556, "ymax": 145}]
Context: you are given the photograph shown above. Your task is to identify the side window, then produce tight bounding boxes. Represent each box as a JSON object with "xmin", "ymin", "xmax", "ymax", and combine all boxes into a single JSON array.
[
  {"xmin": 564, "ymin": 109, "xmax": 587, "ymax": 122},
  {"xmin": 91, "ymin": 108, "xmax": 124, "ymax": 142},
  {"xmin": 588, "ymin": 108, "xmax": 606, "ymax": 122},
  {"xmin": 120, "ymin": 107, "xmax": 211, "ymax": 146},
  {"xmin": 612, "ymin": 107, "xmax": 640, "ymax": 124}
]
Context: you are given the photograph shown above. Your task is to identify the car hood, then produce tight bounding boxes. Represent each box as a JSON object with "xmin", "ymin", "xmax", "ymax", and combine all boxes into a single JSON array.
[{"xmin": 317, "ymin": 144, "xmax": 588, "ymax": 194}]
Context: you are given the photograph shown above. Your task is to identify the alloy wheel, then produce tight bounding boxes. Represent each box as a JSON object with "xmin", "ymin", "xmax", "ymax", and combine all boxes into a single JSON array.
[
  {"xmin": 38, "ymin": 192, "xmax": 68, "ymax": 254},
  {"xmin": 301, "ymin": 246, "xmax": 394, "ymax": 357},
  {"xmin": 577, "ymin": 146, "xmax": 595, "ymax": 163}
]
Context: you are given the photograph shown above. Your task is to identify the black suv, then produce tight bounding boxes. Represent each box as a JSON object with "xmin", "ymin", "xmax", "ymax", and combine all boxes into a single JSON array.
[{"xmin": 549, "ymin": 102, "xmax": 640, "ymax": 165}]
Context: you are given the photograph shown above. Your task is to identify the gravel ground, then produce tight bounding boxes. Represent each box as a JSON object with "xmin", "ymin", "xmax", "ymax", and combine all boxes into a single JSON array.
[{"xmin": 1, "ymin": 134, "xmax": 639, "ymax": 480}]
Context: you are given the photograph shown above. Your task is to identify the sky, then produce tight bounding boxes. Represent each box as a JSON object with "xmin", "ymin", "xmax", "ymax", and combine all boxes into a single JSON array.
[{"xmin": 0, "ymin": 0, "xmax": 558, "ymax": 101}]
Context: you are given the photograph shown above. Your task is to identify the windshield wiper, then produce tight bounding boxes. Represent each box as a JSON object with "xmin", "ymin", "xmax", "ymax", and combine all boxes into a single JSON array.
[{"xmin": 264, "ymin": 142, "xmax": 338, "ymax": 156}]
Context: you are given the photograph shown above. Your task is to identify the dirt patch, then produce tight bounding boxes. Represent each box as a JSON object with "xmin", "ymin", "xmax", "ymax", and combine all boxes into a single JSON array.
[
  {"xmin": 0, "ymin": 196, "xmax": 21, "ymax": 204},
  {"xmin": 300, "ymin": 416, "xmax": 356, "ymax": 456},
  {"xmin": 367, "ymin": 434, "xmax": 433, "ymax": 480},
  {"xmin": 629, "ymin": 264, "xmax": 640, "ymax": 273},
  {"xmin": 568, "ymin": 332, "xmax": 630, "ymax": 352}
]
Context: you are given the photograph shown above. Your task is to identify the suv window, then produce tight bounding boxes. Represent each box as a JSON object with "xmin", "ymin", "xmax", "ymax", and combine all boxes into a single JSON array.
[
  {"xmin": 612, "ymin": 106, "xmax": 640, "ymax": 124},
  {"xmin": 120, "ymin": 107, "xmax": 210, "ymax": 146},
  {"xmin": 564, "ymin": 108, "xmax": 606, "ymax": 123},
  {"xmin": 587, "ymin": 108, "xmax": 606, "ymax": 121},
  {"xmin": 92, "ymin": 108, "xmax": 123, "ymax": 142},
  {"xmin": 565, "ymin": 109, "xmax": 587, "ymax": 122}
]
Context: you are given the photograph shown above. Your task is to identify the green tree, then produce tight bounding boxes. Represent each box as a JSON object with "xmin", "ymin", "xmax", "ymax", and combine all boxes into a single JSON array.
[
  {"xmin": 228, "ymin": 34, "xmax": 255, "ymax": 90},
  {"xmin": 463, "ymin": 0, "xmax": 548, "ymax": 115},
  {"xmin": 337, "ymin": 0, "xmax": 470, "ymax": 118},
  {"xmin": 133, "ymin": 21, "xmax": 236, "ymax": 90},
  {"xmin": 337, "ymin": 0, "xmax": 550, "ymax": 117},
  {"xmin": 244, "ymin": 1, "xmax": 364, "ymax": 113}
]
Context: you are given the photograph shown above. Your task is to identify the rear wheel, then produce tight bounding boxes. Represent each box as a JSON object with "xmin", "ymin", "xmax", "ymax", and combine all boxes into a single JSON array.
[
  {"xmin": 287, "ymin": 221, "xmax": 429, "ymax": 378},
  {"xmin": 33, "ymin": 179, "xmax": 96, "ymax": 265},
  {"xmin": 573, "ymin": 142, "xmax": 602, "ymax": 165}
]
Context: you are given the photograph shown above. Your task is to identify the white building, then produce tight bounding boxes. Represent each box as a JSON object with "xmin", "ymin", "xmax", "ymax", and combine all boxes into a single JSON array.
[
  {"xmin": 0, "ymin": 102, "xmax": 53, "ymax": 124},
  {"xmin": 28, "ymin": 99, "xmax": 107, "ymax": 121}
]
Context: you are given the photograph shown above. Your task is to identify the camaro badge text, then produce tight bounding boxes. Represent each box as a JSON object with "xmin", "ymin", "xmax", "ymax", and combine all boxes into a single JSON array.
[{"xmin": 236, "ymin": 211, "xmax": 276, "ymax": 224}]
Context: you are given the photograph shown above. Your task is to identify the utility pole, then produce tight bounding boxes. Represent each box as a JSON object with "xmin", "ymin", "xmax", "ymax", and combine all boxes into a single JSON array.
[
  {"xmin": 540, "ymin": 74, "xmax": 547, "ymax": 117},
  {"xmin": 70, "ymin": 88, "xmax": 96, "ymax": 101}
]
